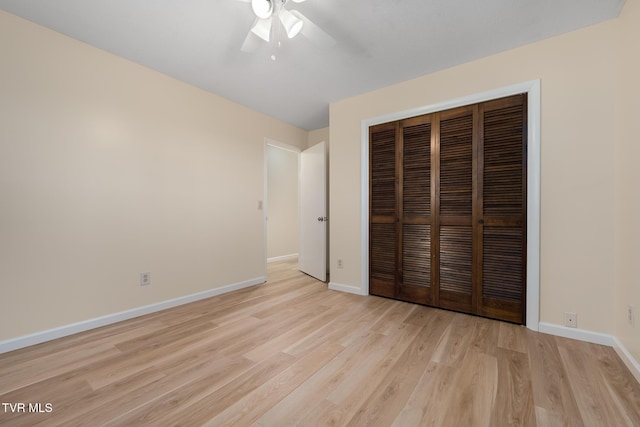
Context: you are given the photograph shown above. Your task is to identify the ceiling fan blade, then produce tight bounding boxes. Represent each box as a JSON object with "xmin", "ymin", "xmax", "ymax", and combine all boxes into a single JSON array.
[
  {"xmin": 291, "ymin": 0, "xmax": 307, "ymax": 2},
  {"xmin": 290, "ymin": 10, "xmax": 336, "ymax": 49}
]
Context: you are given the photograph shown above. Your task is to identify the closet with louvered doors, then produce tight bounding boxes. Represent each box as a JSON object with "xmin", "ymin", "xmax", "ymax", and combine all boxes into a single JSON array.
[{"xmin": 369, "ymin": 93, "xmax": 527, "ymax": 324}]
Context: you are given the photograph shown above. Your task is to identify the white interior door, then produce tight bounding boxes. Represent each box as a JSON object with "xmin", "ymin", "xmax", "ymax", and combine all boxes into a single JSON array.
[{"xmin": 299, "ymin": 141, "xmax": 327, "ymax": 281}]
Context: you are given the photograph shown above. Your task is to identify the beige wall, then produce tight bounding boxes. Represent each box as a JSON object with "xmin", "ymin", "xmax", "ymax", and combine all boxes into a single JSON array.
[
  {"xmin": 266, "ymin": 145, "xmax": 299, "ymax": 259},
  {"xmin": 615, "ymin": 0, "xmax": 640, "ymax": 362},
  {"xmin": 0, "ymin": 11, "xmax": 307, "ymax": 341},
  {"xmin": 330, "ymin": 7, "xmax": 628, "ymax": 336},
  {"xmin": 307, "ymin": 127, "xmax": 330, "ymax": 149}
]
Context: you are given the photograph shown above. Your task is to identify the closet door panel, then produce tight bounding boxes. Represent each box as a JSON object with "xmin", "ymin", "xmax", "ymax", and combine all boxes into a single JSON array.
[
  {"xmin": 398, "ymin": 117, "xmax": 433, "ymax": 304},
  {"xmin": 437, "ymin": 108, "xmax": 474, "ymax": 313},
  {"xmin": 477, "ymin": 95, "xmax": 527, "ymax": 323},
  {"xmin": 370, "ymin": 123, "xmax": 398, "ymax": 297}
]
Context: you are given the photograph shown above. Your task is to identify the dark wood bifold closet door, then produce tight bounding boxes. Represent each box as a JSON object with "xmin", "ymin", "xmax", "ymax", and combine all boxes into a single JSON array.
[
  {"xmin": 369, "ymin": 123, "xmax": 397, "ymax": 298},
  {"xmin": 476, "ymin": 96, "xmax": 527, "ymax": 323},
  {"xmin": 369, "ymin": 94, "xmax": 527, "ymax": 324},
  {"xmin": 436, "ymin": 107, "xmax": 475, "ymax": 314},
  {"xmin": 399, "ymin": 115, "xmax": 433, "ymax": 305}
]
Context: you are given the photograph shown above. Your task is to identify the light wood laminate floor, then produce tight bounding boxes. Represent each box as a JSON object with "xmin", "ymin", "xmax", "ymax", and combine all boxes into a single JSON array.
[{"xmin": 1, "ymin": 259, "xmax": 639, "ymax": 426}]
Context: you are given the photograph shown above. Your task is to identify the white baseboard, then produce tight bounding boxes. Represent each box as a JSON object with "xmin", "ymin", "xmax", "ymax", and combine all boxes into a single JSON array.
[
  {"xmin": 539, "ymin": 322, "xmax": 640, "ymax": 383},
  {"xmin": 0, "ymin": 276, "xmax": 266, "ymax": 354},
  {"xmin": 328, "ymin": 281, "xmax": 368, "ymax": 296},
  {"xmin": 538, "ymin": 322, "xmax": 615, "ymax": 346},
  {"xmin": 613, "ymin": 337, "xmax": 640, "ymax": 383},
  {"xmin": 267, "ymin": 253, "xmax": 298, "ymax": 263}
]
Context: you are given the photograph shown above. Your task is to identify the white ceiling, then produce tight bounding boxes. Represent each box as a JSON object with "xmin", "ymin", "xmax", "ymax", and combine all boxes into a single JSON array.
[{"xmin": 0, "ymin": 0, "xmax": 625, "ymax": 130}]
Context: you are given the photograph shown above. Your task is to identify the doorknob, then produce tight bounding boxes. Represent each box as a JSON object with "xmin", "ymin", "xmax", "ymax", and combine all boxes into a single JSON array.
[{"xmin": 317, "ymin": 216, "xmax": 328, "ymax": 222}]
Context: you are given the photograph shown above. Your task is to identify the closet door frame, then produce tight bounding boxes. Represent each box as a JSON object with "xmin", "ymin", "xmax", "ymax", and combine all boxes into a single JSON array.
[{"xmin": 358, "ymin": 80, "xmax": 541, "ymax": 331}]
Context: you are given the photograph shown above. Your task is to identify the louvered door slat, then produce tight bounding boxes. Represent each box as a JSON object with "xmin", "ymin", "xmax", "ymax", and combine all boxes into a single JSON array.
[
  {"xmin": 403, "ymin": 123, "xmax": 431, "ymax": 217},
  {"xmin": 402, "ymin": 224, "xmax": 431, "ymax": 287},
  {"xmin": 483, "ymin": 227, "xmax": 523, "ymax": 301},
  {"xmin": 481, "ymin": 227, "xmax": 524, "ymax": 322},
  {"xmin": 371, "ymin": 128, "xmax": 396, "ymax": 217},
  {"xmin": 371, "ymin": 223, "xmax": 396, "ymax": 282},
  {"xmin": 439, "ymin": 226, "xmax": 473, "ymax": 312},
  {"xmin": 440, "ymin": 114, "xmax": 473, "ymax": 216},
  {"xmin": 403, "ymin": 224, "xmax": 430, "ymax": 287},
  {"xmin": 439, "ymin": 225, "xmax": 473, "ymax": 312},
  {"xmin": 483, "ymin": 104, "xmax": 525, "ymax": 216},
  {"xmin": 370, "ymin": 223, "xmax": 396, "ymax": 298}
]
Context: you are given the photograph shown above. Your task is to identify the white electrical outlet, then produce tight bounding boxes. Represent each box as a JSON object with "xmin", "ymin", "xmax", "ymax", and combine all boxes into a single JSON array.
[
  {"xmin": 337, "ymin": 259, "xmax": 343, "ymax": 269},
  {"xmin": 140, "ymin": 272, "xmax": 151, "ymax": 286},
  {"xmin": 629, "ymin": 305, "xmax": 636, "ymax": 327},
  {"xmin": 564, "ymin": 312, "xmax": 577, "ymax": 328}
]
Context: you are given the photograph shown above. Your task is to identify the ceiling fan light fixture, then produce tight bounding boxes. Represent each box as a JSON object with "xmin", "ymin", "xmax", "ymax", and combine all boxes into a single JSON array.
[
  {"xmin": 251, "ymin": 18, "xmax": 272, "ymax": 42},
  {"xmin": 251, "ymin": 0, "xmax": 273, "ymax": 19},
  {"xmin": 279, "ymin": 9, "xmax": 303, "ymax": 39}
]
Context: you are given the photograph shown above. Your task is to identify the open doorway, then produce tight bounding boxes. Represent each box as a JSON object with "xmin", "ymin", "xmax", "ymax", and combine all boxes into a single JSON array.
[
  {"xmin": 265, "ymin": 141, "xmax": 300, "ymax": 274},
  {"xmin": 264, "ymin": 139, "xmax": 328, "ymax": 283}
]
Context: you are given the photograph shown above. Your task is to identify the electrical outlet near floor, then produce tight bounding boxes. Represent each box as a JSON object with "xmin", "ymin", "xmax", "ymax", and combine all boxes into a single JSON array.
[
  {"xmin": 140, "ymin": 272, "xmax": 151, "ymax": 286},
  {"xmin": 564, "ymin": 312, "xmax": 577, "ymax": 328},
  {"xmin": 629, "ymin": 305, "xmax": 636, "ymax": 327},
  {"xmin": 337, "ymin": 259, "xmax": 343, "ymax": 269}
]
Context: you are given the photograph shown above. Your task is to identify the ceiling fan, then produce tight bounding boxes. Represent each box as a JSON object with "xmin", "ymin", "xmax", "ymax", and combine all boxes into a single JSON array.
[{"xmin": 238, "ymin": 0, "xmax": 335, "ymax": 55}]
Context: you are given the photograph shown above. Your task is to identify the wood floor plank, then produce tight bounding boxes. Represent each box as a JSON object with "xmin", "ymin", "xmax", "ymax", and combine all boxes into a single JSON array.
[
  {"xmin": 0, "ymin": 375, "xmax": 94, "ymax": 427},
  {"xmin": 370, "ymin": 300, "xmax": 419, "ymax": 336},
  {"xmin": 29, "ymin": 367, "xmax": 166, "ymax": 427},
  {"xmin": 282, "ymin": 299, "xmax": 380, "ymax": 358},
  {"xmin": 307, "ymin": 323, "xmax": 425, "ymax": 426},
  {"xmin": 201, "ymin": 343, "xmax": 346, "ymax": 427},
  {"xmin": 489, "ymin": 347, "xmax": 536, "ymax": 426},
  {"xmin": 243, "ymin": 304, "xmax": 344, "ymax": 362},
  {"xmin": 108, "ymin": 352, "xmax": 295, "ymax": 426},
  {"xmin": 591, "ymin": 344, "xmax": 640, "ymax": 426},
  {"xmin": 0, "ymin": 342, "xmax": 122, "ymax": 394},
  {"xmin": 391, "ymin": 361, "xmax": 457, "ymax": 427},
  {"xmin": 254, "ymin": 332, "xmax": 389, "ymax": 426},
  {"xmin": 0, "ymin": 259, "xmax": 638, "ymax": 426},
  {"xmin": 345, "ymin": 309, "xmax": 452, "ymax": 426},
  {"xmin": 527, "ymin": 331, "xmax": 585, "ymax": 426},
  {"xmin": 440, "ymin": 349, "xmax": 499, "ymax": 427},
  {"xmin": 469, "ymin": 316, "xmax": 501, "ymax": 355},
  {"xmin": 557, "ymin": 338, "xmax": 631, "ymax": 426},
  {"xmin": 430, "ymin": 312, "xmax": 477, "ymax": 365},
  {"xmin": 498, "ymin": 321, "xmax": 528, "ymax": 353},
  {"xmin": 72, "ymin": 354, "xmax": 251, "ymax": 427}
]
